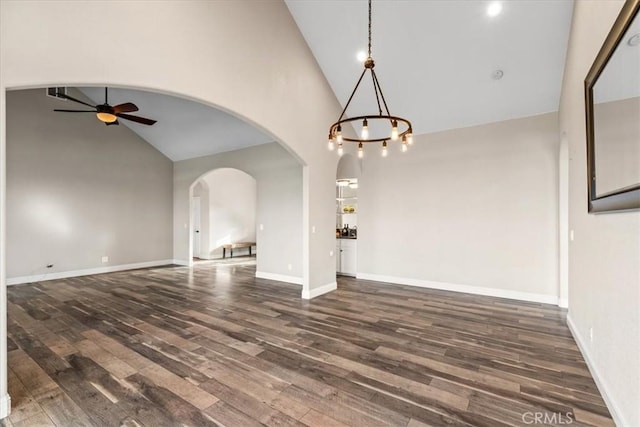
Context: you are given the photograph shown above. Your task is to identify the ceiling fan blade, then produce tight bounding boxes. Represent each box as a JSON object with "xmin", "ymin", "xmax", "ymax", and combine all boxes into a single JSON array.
[
  {"xmin": 54, "ymin": 109, "xmax": 96, "ymax": 112},
  {"xmin": 113, "ymin": 102, "xmax": 138, "ymax": 114},
  {"xmin": 56, "ymin": 93, "xmax": 97, "ymax": 109},
  {"xmin": 116, "ymin": 113, "xmax": 157, "ymax": 125},
  {"xmin": 106, "ymin": 120, "xmax": 120, "ymax": 126}
]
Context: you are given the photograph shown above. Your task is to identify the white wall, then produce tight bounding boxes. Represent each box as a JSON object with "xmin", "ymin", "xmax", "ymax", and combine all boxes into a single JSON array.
[
  {"xmin": 357, "ymin": 112, "xmax": 560, "ymax": 303},
  {"xmin": 6, "ymin": 88, "xmax": 173, "ymax": 282},
  {"xmin": 199, "ymin": 168, "xmax": 257, "ymax": 259},
  {"xmin": 0, "ymin": 1, "xmax": 342, "ymax": 415},
  {"xmin": 0, "ymin": 0, "xmax": 340, "ymax": 295},
  {"xmin": 176, "ymin": 143, "xmax": 303, "ymax": 280},
  {"xmin": 559, "ymin": 1, "xmax": 639, "ymax": 425}
]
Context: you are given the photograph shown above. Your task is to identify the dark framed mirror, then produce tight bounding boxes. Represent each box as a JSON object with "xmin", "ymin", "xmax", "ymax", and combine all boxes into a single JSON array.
[{"xmin": 585, "ymin": 0, "xmax": 640, "ymax": 213}]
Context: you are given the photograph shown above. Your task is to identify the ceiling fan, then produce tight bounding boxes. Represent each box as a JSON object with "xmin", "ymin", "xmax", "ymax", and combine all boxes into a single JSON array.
[{"xmin": 53, "ymin": 87, "xmax": 157, "ymax": 126}]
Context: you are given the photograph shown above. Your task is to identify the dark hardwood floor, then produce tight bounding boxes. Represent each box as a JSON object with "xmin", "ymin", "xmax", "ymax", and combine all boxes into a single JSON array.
[{"xmin": 4, "ymin": 260, "xmax": 613, "ymax": 426}]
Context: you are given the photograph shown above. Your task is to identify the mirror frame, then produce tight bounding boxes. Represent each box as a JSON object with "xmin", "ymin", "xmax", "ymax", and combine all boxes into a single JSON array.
[{"xmin": 585, "ymin": 0, "xmax": 640, "ymax": 213}]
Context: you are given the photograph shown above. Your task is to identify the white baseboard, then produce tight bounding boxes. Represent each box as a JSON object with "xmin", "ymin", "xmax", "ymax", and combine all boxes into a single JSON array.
[
  {"xmin": 255, "ymin": 271, "xmax": 303, "ymax": 285},
  {"xmin": 6, "ymin": 259, "xmax": 176, "ymax": 286},
  {"xmin": 356, "ymin": 273, "xmax": 559, "ymax": 305},
  {"xmin": 302, "ymin": 281, "xmax": 337, "ymax": 300},
  {"xmin": 172, "ymin": 259, "xmax": 191, "ymax": 266},
  {"xmin": 0, "ymin": 393, "xmax": 11, "ymax": 419},
  {"xmin": 566, "ymin": 314, "xmax": 625, "ymax": 427},
  {"xmin": 558, "ymin": 298, "xmax": 569, "ymax": 308}
]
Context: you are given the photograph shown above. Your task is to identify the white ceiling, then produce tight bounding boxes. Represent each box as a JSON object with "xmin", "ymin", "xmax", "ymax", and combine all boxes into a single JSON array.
[
  {"xmin": 77, "ymin": 1, "xmax": 575, "ymax": 161},
  {"xmin": 285, "ymin": 0, "xmax": 574, "ymax": 135},
  {"xmin": 78, "ymin": 87, "xmax": 273, "ymax": 161}
]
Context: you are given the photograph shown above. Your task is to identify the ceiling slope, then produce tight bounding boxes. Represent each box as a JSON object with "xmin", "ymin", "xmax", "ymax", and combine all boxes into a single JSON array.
[
  {"xmin": 79, "ymin": 87, "xmax": 273, "ymax": 161},
  {"xmin": 285, "ymin": 0, "xmax": 574, "ymax": 135}
]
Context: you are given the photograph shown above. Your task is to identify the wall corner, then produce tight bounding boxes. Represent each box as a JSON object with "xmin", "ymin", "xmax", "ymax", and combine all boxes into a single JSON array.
[
  {"xmin": 0, "ymin": 393, "xmax": 11, "ymax": 419},
  {"xmin": 302, "ymin": 281, "xmax": 337, "ymax": 299}
]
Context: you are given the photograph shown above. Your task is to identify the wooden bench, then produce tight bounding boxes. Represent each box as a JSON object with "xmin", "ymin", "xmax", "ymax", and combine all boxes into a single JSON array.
[{"xmin": 222, "ymin": 242, "xmax": 256, "ymax": 259}]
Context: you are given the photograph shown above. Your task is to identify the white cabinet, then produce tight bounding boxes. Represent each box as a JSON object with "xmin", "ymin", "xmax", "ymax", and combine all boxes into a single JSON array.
[{"xmin": 336, "ymin": 238, "xmax": 357, "ymax": 276}]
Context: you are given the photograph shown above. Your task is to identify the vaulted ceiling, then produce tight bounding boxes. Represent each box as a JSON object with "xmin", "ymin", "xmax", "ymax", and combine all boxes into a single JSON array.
[
  {"xmin": 78, "ymin": 87, "xmax": 273, "ymax": 161},
  {"xmin": 285, "ymin": 0, "xmax": 574, "ymax": 135},
  {"xmin": 80, "ymin": 1, "xmax": 574, "ymax": 160}
]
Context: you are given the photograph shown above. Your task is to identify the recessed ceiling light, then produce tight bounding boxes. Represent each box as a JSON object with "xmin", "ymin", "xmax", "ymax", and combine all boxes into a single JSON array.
[
  {"xmin": 628, "ymin": 33, "xmax": 640, "ymax": 47},
  {"xmin": 487, "ymin": 1, "xmax": 502, "ymax": 17},
  {"xmin": 492, "ymin": 69, "xmax": 504, "ymax": 80},
  {"xmin": 356, "ymin": 51, "xmax": 367, "ymax": 62}
]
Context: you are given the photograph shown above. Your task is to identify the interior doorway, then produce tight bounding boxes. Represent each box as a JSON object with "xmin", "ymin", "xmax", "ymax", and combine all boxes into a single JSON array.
[
  {"xmin": 336, "ymin": 154, "xmax": 361, "ymax": 277},
  {"xmin": 189, "ymin": 168, "xmax": 257, "ymax": 262},
  {"xmin": 191, "ymin": 196, "xmax": 201, "ymax": 259}
]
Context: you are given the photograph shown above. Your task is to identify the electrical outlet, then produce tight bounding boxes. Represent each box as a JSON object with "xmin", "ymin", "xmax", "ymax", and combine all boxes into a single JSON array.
[
  {"xmin": 570, "ymin": 230, "xmax": 574, "ymax": 241},
  {"xmin": 101, "ymin": 256, "xmax": 109, "ymax": 263},
  {"xmin": 312, "ymin": 226, "xmax": 316, "ymax": 234},
  {"xmin": 589, "ymin": 327, "xmax": 594, "ymax": 343},
  {"xmin": 329, "ymin": 250, "xmax": 334, "ymax": 257},
  {"xmin": 287, "ymin": 263, "xmax": 292, "ymax": 271},
  {"xmin": 259, "ymin": 224, "xmax": 264, "ymax": 231}
]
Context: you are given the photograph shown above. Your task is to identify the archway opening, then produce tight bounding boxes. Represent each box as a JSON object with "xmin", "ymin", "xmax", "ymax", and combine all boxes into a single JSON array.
[
  {"xmin": 4, "ymin": 85, "xmax": 304, "ymax": 288},
  {"xmin": 190, "ymin": 168, "xmax": 257, "ymax": 262},
  {"xmin": 335, "ymin": 154, "xmax": 361, "ymax": 277}
]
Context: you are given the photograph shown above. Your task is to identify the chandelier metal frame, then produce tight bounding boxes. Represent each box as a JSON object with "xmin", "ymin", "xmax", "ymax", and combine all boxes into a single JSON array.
[{"xmin": 328, "ymin": 0, "xmax": 412, "ymax": 152}]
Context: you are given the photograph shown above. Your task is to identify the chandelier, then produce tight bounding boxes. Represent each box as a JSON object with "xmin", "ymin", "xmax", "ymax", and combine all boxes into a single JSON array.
[{"xmin": 328, "ymin": 0, "xmax": 413, "ymax": 158}]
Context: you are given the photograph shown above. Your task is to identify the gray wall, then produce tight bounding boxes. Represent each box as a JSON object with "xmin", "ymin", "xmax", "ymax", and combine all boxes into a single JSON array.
[
  {"xmin": 559, "ymin": 1, "xmax": 639, "ymax": 425},
  {"xmin": 174, "ymin": 143, "xmax": 303, "ymax": 280},
  {"xmin": 357, "ymin": 112, "xmax": 560, "ymax": 302},
  {"xmin": 6, "ymin": 88, "xmax": 173, "ymax": 280}
]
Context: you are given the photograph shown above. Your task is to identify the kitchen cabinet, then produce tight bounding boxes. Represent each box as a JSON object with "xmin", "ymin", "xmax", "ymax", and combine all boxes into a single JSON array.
[{"xmin": 336, "ymin": 238, "xmax": 357, "ymax": 276}]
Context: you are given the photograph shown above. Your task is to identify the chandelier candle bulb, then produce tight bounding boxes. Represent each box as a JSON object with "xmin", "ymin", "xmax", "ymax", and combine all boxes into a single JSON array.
[
  {"xmin": 361, "ymin": 119, "xmax": 369, "ymax": 139},
  {"xmin": 406, "ymin": 131, "xmax": 413, "ymax": 145},
  {"xmin": 358, "ymin": 142, "xmax": 364, "ymax": 158},
  {"xmin": 337, "ymin": 143, "xmax": 344, "ymax": 156},
  {"xmin": 391, "ymin": 120, "xmax": 399, "ymax": 140},
  {"xmin": 336, "ymin": 125, "xmax": 343, "ymax": 143},
  {"xmin": 401, "ymin": 137, "xmax": 408, "ymax": 152},
  {"xmin": 382, "ymin": 140, "xmax": 388, "ymax": 157},
  {"xmin": 328, "ymin": 138, "xmax": 335, "ymax": 151}
]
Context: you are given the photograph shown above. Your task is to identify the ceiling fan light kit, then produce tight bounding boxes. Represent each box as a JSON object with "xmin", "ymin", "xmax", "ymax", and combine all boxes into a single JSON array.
[
  {"xmin": 328, "ymin": 0, "xmax": 413, "ymax": 158},
  {"xmin": 53, "ymin": 87, "xmax": 157, "ymax": 126},
  {"xmin": 96, "ymin": 110, "xmax": 117, "ymax": 124}
]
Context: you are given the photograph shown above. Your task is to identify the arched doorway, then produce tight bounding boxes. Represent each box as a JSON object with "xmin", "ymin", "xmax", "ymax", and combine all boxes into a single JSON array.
[
  {"xmin": 1, "ymin": 2, "xmax": 342, "ymax": 414},
  {"xmin": 335, "ymin": 154, "xmax": 361, "ymax": 277},
  {"xmin": 181, "ymin": 145, "xmax": 304, "ymax": 284},
  {"xmin": 190, "ymin": 168, "xmax": 257, "ymax": 262}
]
